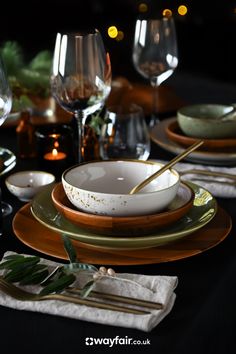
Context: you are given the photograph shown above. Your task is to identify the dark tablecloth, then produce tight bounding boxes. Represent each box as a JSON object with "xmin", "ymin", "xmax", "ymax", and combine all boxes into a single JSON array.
[{"xmin": 0, "ymin": 106, "xmax": 236, "ymax": 354}]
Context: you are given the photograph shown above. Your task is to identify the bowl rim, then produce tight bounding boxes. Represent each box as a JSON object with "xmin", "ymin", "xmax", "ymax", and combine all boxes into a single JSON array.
[
  {"xmin": 62, "ymin": 160, "xmax": 180, "ymax": 196},
  {"xmin": 177, "ymin": 104, "xmax": 233, "ymax": 121},
  {"xmin": 6, "ymin": 170, "xmax": 55, "ymax": 189}
]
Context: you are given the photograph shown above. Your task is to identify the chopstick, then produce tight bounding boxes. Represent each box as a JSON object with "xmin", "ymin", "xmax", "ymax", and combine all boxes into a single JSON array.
[{"xmin": 67, "ymin": 287, "xmax": 163, "ymax": 310}]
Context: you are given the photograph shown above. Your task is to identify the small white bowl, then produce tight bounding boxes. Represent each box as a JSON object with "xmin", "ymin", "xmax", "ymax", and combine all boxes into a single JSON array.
[
  {"xmin": 6, "ymin": 170, "xmax": 55, "ymax": 202},
  {"xmin": 62, "ymin": 160, "xmax": 180, "ymax": 216}
]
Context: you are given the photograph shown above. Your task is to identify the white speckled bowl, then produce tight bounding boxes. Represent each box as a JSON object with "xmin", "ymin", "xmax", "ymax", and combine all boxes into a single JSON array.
[
  {"xmin": 62, "ymin": 160, "xmax": 180, "ymax": 216},
  {"xmin": 177, "ymin": 104, "xmax": 236, "ymax": 139},
  {"xmin": 6, "ymin": 171, "xmax": 55, "ymax": 202}
]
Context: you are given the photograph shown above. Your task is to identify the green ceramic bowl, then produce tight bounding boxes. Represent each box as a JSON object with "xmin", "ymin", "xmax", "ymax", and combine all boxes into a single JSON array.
[{"xmin": 177, "ymin": 104, "xmax": 236, "ymax": 139}]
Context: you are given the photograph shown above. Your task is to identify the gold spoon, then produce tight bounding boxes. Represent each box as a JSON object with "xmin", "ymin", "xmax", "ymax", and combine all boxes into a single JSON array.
[{"xmin": 129, "ymin": 140, "xmax": 204, "ymax": 195}]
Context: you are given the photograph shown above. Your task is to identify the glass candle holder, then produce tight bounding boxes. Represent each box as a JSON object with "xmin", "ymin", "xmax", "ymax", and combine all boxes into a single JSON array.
[{"xmin": 35, "ymin": 124, "xmax": 75, "ymax": 177}]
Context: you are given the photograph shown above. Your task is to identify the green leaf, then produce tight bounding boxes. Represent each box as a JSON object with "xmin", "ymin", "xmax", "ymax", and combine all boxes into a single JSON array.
[
  {"xmin": 4, "ymin": 264, "xmax": 39, "ymax": 282},
  {"xmin": 40, "ymin": 273, "xmax": 76, "ymax": 295},
  {"xmin": 3, "ymin": 255, "xmax": 25, "ymax": 261},
  {"xmin": 29, "ymin": 50, "xmax": 52, "ymax": 72},
  {"xmin": 12, "ymin": 95, "xmax": 34, "ymax": 112},
  {"xmin": 80, "ymin": 280, "xmax": 95, "ymax": 298},
  {"xmin": 0, "ymin": 255, "xmax": 40, "ymax": 270},
  {"xmin": 89, "ymin": 115, "xmax": 104, "ymax": 135},
  {"xmin": 62, "ymin": 234, "xmax": 77, "ymax": 264},
  {"xmin": 0, "ymin": 41, "xmax": 24, "ymax": 75},
  {"xmin": 20, "ymin": 269, "xmax": 49, "ymax": 285},
  {"xmin": 18, "ymin": 68, "xmax": 50, "ymax": 93}
]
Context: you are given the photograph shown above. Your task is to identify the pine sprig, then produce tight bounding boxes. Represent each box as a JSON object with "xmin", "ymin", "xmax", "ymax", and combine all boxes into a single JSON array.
[
  {"xmin": 0, "ymin": 41, "xmax": 23, "ymax": 76},
  {"xmin": 0, "ymin": 40, "xmax": 52, "ymax": 107}
]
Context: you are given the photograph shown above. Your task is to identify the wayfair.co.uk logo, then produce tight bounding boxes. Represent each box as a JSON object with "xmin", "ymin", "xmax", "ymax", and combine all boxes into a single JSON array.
[{"xmin": 85, "ymin": 336, "xmax": 151, "ymax": 347}]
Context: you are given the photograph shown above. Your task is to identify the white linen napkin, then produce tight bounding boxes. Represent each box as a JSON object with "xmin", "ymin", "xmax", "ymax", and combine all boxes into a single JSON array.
[
  {"xmin": 0, "ymin": 252, "xmax": 178, "ymax": 332},
  {"xmin": 153, "ymin": 159, "xmax": 236, "ymax": 198}
]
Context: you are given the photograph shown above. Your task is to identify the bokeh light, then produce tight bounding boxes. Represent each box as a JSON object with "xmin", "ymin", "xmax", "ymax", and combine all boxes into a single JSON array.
[
  {"xmin": 178, "ymin": 5, "xmax": 188, "ymax": 16},
  {"xmin": 116, "ymin": 31, "xmax": 124, "ymax": 41},
  {"xmin": 162, "ymin": 9, "xmax": 173, "ymax": 18},
  {"xmin": 108, "ymin": 26, "xmax": 118, "ymax": 39},
  {"xmin": 138, "ymin": 3, "xmax": 148, "ymax": 13}
]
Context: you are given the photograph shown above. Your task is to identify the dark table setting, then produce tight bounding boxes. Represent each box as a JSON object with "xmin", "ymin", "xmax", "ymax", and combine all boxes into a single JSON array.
[
  {"xmin": 0, "ymin": 0, "xmax": 236, "ymax": 354},
  {"xmin": 0, "ymin": 82, "xmax": 236, "ymax": 353}
]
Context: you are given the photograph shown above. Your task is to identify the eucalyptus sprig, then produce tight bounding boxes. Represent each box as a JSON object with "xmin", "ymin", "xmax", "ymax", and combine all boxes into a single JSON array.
[
  {"xmin": 0, "ymin": 254, "xmax": 49, "ymax": 285},
  {"xmin": 0, "ymin": 253, "xmax": 96, "ymax": 297},
  {"xmin": 0, "ymin": 236, "xmax": 99, "ymax": 298}
]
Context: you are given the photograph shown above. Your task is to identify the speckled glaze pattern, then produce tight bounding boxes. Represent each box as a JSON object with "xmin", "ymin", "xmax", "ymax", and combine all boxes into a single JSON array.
[{"xmin": 62, "ymin": 160, "xmax": 180, "ymax": 216}]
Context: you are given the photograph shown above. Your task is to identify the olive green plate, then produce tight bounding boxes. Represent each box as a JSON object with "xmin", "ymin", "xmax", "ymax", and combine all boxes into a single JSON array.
[
  {"xmin": 31, "ymin": 182, "xmax": 217, "ymax": 250},
  {"xmin": 0, "ymin": 147, "xmax": 16, "ymax": 176}
]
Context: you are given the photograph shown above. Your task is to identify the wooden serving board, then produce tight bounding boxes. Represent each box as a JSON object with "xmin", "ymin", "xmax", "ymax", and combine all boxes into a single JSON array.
[{"xmin": 13, "ymin": 204, "xmax": 232, "ymax": 266}]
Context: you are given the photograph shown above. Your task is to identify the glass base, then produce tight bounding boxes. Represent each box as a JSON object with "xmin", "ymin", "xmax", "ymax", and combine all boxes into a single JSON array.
[{"xmin": 1, "ymin": 201, "xmax": 13, "ymax": 217}]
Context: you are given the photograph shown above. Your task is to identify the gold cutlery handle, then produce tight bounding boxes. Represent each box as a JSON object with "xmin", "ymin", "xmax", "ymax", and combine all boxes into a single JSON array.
[
  {"xmin": 67, "ymin": 288, "xmax": 163, "ymax": 310},
  {"xmin": 0, "ymin": 277, "xmax": 150, "ymax": 315}
]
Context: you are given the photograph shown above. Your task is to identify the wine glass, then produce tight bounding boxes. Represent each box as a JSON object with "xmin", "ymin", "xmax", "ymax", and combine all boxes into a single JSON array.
[
  {"xmin": 0, "ymin": 54, "xmax": 13, "ymax": 217},
  {"xmin": 133, "ymin": 16, "xmax": 178, "ymax": 127},
  {"xmin": 51, "ymin": 29, "xmax": 112, "ymax": 163},
  {"xmin": 100, "ymin": 103, "xmax": 150, "ymax": 160}
]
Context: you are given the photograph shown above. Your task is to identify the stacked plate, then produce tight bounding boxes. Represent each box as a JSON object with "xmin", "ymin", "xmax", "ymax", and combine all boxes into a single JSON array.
[
  {"xmin": 151, "ymin": 117, "xmax": 236, "ymax": 166},
  {"xmin": 29, "ymin": 181, "xmax": 217, "ymax": 250},
  {"xmin": 166, "ymin": 120, "xmax": 236, "ymax": 152}
]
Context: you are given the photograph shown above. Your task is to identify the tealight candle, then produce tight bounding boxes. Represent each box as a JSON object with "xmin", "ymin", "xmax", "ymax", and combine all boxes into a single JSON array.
[
  {"xmin": 35, "ymin": 124, "xmax": 75, "ymax": 178},
  {"xmin": 44, "ymin": 148, "xmax": 67, "ymax": 161}
]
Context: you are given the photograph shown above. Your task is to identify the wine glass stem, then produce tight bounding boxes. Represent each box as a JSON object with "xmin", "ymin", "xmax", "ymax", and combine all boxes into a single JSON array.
[
  {"xmin": 75, "ymin": 110, "xmax": 86, "ymax": 164},
  {"xmin": 149, "ymin": 85, "xmax": 160, "ymax": 128}
]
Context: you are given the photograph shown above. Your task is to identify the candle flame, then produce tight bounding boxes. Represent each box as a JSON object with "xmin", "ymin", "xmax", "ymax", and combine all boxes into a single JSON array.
[{"xmin": 52, "ymin": 148, "xmax": 58, "ymax": 156}]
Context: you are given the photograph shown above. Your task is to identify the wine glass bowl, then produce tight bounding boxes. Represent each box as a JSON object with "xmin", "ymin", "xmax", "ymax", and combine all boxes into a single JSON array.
[
  {"xmin": 133, "ymin": 16, "xmax": 178, "ymax": 125},
  {"xmin": 51, "ymin": 30, "xmax": 112, "ymax": 163}
]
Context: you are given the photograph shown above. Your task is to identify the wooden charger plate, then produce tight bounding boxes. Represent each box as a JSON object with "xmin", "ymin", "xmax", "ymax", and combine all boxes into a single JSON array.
[
  {"xmin": 12, "ymin": 204, "xmax": 232, "ymax": 265},
  {"xmin": 166, "ymin": 120, "xmax": 236, "ymax": 152},
  {"xmin": 51, "ymin": 182, "xmax": 194, "ymax": 236}
]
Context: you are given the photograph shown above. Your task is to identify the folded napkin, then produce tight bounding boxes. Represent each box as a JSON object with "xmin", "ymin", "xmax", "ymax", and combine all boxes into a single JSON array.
[
  {"xmin": 0, "ymin": 252, "xmax": 177, "ymax": 332},
  {"xmin": 153, "ymin": 159, "xmax": 236, "ymax": 198}
]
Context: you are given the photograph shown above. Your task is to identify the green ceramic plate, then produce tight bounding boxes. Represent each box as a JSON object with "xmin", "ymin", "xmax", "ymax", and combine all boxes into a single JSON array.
[
  {"xmin": 31, "ymin": 182, "xmax": 217, "ymax": 250},
  {"xmin": 151, "ymin": 117, "xmax": 236, "ymax": 166},
  {"xmin": 0, "ymin": 147, "xmax": 16, "ymax": 176}
]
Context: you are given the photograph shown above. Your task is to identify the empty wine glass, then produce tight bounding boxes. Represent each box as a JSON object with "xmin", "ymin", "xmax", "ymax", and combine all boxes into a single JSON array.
[
  {"xmin": 99, "ymin": 104, "xmax": 150, "ymax": 160},
  {"xmin": 51, "ymin": 29, "xmax": 112, "ymax": 163},
  {"xmin": 0, "ymin": 54, "xmax": 13, "ymax": 216},
  {"xmin": 133, "ymin": 16, "xmax": 178, "ymax": 127}
]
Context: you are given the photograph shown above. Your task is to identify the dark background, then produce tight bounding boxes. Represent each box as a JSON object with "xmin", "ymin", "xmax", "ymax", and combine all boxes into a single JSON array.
[{"xmin": 1, "ymin": 0, "xmax": 236, "ymax": 84}]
